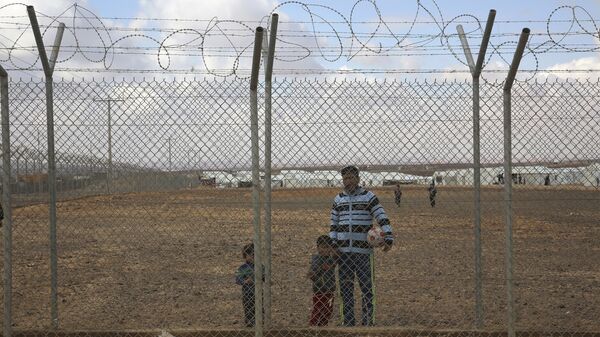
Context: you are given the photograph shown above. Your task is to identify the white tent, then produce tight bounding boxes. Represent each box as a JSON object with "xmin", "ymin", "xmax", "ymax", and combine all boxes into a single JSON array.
[
  {"xmin": 552, "ymin": 167, "xmax": 584, "ymax": 185},
  {"xmin": 582, "ymin": 163, "xmax": 600, "ymax": 187},
  {"xmin": 379, "ymin": 171, "xmax": 428, "ymax": 185},
  {"xmin": 312, "ymin": 170, "xmax": 341, "ymax": 187},
  {"xmin": 271, "ymin": 172, "xmax": 286, "ymax": 188},
  {"xmin": 280, "ymin": 170, "xmax": 317, "ymax": 188},
  {"xmin": 433, "ymin": 166, "xmax": 558, "ymax": 186},
  {"xmin": 511, "ymin": 166, "xmax": 553, "ymax": 185},
  {"xmin": 481, "ymin": 167, "xmax": 503, "ymax": 185},
  {"xmin": 359, "ymin": 171, "xmax": 379, "ymax": 187},
  {"xmin": 433, "ymin": 168, "xmax": 474, "ymax": 186},
  {"xmin": 202, "ymin": 171, "xmax": 239, "ymax": 187}
]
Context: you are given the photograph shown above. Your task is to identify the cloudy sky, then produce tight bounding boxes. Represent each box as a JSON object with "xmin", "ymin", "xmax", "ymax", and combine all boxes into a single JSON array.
[
  {"xmin": 1, "ymin": 0, "xmax": 600, "ymax": 81},
  {"xmin": 1, "ymin": 0, "xmax": 599, "ymax": 171}
]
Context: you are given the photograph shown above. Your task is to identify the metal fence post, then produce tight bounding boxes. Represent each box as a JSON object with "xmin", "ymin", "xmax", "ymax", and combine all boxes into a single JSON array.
[
  {"xmin": 0, "ymin": 63, "xmax": 14, "ymax": 337},
  {"xmin": 456, "ymin": 9, "xmax": 496, "ymax": 328},
  {"xmin": 250, "ymin": 26, "xmax": 264, "ymax": 337},
  {"xmin": 262, "ymin": 13, "xmax": 278, "ymax": 329},
  {"xmin": 27, "ymin": 6, "xmax": 65, "ymax": 328},
  {"xmin": 503, "ymin": 28, "xmax": 530, "ymax": 337},
  {"xmin": 94, "ymin": 97, "xmax": 124, "ymax": 194}
]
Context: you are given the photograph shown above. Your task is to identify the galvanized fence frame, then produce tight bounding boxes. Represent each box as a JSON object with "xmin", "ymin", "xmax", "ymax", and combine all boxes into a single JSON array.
[{"xmin": 1, "ymin": 76, "xmax": 599, "ymax": 336}]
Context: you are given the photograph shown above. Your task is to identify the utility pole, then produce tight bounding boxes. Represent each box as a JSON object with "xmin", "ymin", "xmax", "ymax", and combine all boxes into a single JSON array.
[
  {"xmin": 167, "ymin": 137, "xmax": 172, "ymax": 172},
  {"xmin": 37, "ymin": 129, "xmax": 41, "ymax": 174},
  {"xmin": 94, "ymin": 97, "xmax": 124, "ymax": 194}
]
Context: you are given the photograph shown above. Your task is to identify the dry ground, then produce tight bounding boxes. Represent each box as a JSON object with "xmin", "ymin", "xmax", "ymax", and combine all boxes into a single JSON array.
[{"xmin": 1, "ymin": 185, "xmax": 599, "ymax": 331}]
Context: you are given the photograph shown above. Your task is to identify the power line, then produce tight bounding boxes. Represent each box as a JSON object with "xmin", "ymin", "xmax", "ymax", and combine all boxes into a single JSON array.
[
  {"xmin": 3, "ymin": 12, "xmax": 600, "ymax": 25},
  {"xmin": 1, "ymin": 67, "xmax": 594, "ymax": 75},
  {"xmin": 1, "ymin": 20, "xmax": 599, "ymax": 42}
]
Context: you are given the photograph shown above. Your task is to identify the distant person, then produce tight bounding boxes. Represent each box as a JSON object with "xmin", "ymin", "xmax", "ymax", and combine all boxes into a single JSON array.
[
  {"xmin": 497, "ymin": 173, "xmax": 504, "ymax": 184},
  {"xmin": 428, "ymin": 181, "xmax": 437, "ymax": 207},
  {"xmin": 235, "ymin": 243, "xmax": 256, "ymax": 327},
  {"xmin": 307, "ymin": 235, "xmax": 338, "ymax": 326},
  {"xmin": 394, "ymin": 184, "xmax": 402, "ymax": 207},
  {"xmin": 544, "ymin": 174, "xmax": 550, "ymax": 186},
  {"xmin": 330, "ymin": 165, "xmax": 394, "ymax": 326}
]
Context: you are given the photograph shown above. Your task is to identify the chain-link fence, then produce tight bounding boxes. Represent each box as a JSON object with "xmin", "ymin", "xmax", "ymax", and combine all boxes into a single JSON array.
[{"xmin": 1, "ymin": 77, "xmax": 599, "ymax": 335}]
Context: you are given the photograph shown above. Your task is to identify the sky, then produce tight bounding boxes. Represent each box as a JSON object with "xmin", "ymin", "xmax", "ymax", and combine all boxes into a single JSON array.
[
  {"xmin": 1, "ymin": 0, "xmax": 599, "ymax": 170},
  {"xmin": 1, "ymin": 0, "xmax": 600, "ymax": 81}
]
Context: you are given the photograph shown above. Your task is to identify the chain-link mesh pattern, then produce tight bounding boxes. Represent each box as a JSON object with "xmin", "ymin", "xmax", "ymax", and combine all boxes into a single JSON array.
[
  {"xmin": 0, "ymin": 78, "xmax": 599, "ymax": 335},
  {"xmin": 510, "ymin": 80, "xmax": 600, "ymax": 331}
]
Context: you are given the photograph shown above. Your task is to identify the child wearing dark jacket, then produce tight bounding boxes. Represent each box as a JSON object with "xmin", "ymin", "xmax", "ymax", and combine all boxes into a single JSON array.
[
  {"xmin": 307, "ymin": 235, "xmax": 338, "ymax": 326},
  {"xmin": 235, "ymin": 243, "xmax": 256, "ymax": 327}
]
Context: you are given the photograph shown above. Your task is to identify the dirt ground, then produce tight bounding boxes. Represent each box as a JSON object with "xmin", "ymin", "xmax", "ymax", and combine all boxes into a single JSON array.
[{"xmin": 1, "ymin": 185, "xmax": 599, "ymax": 331}]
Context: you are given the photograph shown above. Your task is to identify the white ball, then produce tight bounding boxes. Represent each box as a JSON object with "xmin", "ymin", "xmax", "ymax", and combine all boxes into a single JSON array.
[{"xmin": 367, "ymin": 226, "xmax": 385, "ymax": 247}]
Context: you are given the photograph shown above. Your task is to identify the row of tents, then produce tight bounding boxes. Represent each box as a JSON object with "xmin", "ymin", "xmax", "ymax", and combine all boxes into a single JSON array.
[
  {"xmin": 200, "ymin": 163, "xmax": 600, "ymax": 188},
  {"xmin": 434, "ymin": 163, "xmax": 600, "ymax": 187},
  {"xmin": 200, "ymin": 170, "xmax": 430, "ymax": 188}
]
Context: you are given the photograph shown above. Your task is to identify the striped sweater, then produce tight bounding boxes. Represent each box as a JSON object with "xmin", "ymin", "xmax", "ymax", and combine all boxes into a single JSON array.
[{"xmin": 329, "ymin": 187, "xmax": 394, "ymax": 254}]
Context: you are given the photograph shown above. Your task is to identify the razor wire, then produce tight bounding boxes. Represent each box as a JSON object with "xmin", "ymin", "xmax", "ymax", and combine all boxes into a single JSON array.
[
  {"xmin": 1, "ymin": 2, "xmax": 600, "ymax": 79},
  {"xmin": 0, "ymin": 77, "xmax": 598, "ymax": 336}
]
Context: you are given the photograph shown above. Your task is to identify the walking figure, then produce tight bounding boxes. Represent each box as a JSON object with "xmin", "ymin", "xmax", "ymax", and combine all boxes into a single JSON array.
[
  {"xmin": 394, "ymin": 184, "xmax": 402, "ymax": 207},
  {"xmin": 428, "ymin": 181, "xmax": 437, "ymax": 208}
]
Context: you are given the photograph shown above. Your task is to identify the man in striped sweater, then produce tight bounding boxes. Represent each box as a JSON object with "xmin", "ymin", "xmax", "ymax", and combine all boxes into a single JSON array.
[{"xmin": 330, "ymin": 165, "xmax": 394, "ymax": 326}]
